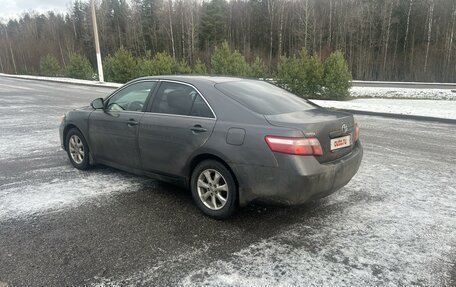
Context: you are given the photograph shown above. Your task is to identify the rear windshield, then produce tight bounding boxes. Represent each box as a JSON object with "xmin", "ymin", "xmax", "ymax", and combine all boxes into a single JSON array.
[{"xmin": 215, "ymin": 80, "xmax": 315, "ymax": 115}]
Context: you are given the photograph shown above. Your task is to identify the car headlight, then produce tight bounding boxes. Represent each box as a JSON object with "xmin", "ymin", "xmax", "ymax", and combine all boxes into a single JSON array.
[{"xmin": 60, "ymin": 114, "xmax": 66, "ymax": 124}]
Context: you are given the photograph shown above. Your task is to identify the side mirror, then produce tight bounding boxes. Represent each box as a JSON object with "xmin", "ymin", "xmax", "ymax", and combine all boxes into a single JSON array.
[{"xmin": 91, "ymin": 98, "xmax": 104, "ymax": 109}]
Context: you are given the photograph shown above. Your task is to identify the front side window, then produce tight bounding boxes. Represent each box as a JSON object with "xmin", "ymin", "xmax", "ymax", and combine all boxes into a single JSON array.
[
  {"xmin": 150, "ymin": 82, "xmax": 214, "ymax": 118},
  {"xmin": 106, "ymin": 81, "xmax": 156, "ymax": 112}
]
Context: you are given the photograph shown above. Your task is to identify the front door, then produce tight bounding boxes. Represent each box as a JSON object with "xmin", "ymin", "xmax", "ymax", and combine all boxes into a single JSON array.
[
  {"xmin": 89, "ymin": 81, "xmax": 157, "ymax": 170},
  {"xmin": 138, "ymin": 81, "xmax": 216, "ymax": 177}
]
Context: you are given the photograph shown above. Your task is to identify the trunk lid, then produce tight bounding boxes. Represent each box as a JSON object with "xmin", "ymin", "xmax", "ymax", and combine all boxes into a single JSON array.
[{"xmin": 264, "ymin": 107, "xmax": 355, "ymax": 163}]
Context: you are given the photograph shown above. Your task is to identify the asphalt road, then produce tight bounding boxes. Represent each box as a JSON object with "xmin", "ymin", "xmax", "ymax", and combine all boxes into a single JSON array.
[{"xmin": 0, "ymin": 77, "xmax": 455, "ymax": 287}]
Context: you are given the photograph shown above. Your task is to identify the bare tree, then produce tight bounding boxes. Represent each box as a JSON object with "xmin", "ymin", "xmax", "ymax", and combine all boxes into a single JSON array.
[
  {"xmin": 383, "ymin": 0, "xmax": 394, "ymax": 75},
  {"xmin": 4, "ymin": 27, "xmax": 17, "ymax": 74},
  {"xmin": 267, "ymin": 0, "xmax": 276, "ymax": 69},
  {"xmin": 278, "ymin": 0, "xmax": 285, "ymax": 57},
  {"xmin": 0, "ymin": 0, "xmax": 456, "ymax": 82},
  {"xmin": 424, "ymin": 0, "xmax": 434, "ymax": 74},
  {"xmin": 168, "ymin": 0, "xmax": 176, "ymax": 59},
  {"xmin": 403, "ymin": 0, "xmax": 413, "ymax": 52}
]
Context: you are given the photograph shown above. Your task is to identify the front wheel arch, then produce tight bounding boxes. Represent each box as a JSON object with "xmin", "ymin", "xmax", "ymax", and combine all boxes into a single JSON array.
[
  {"xmin": 63, "ymin": 124, "xmax": 93, "ymax": 162},
  {"xmin": 63, "ymin": 124, "xmax": 90, "ymax": 151},
  {"xmin": 63, "ymin": 124, "xmax": 78, "ymax": 151},
  {"xmin": 65, "ymin": 127, "xmax": 91, "ymax": 170}
]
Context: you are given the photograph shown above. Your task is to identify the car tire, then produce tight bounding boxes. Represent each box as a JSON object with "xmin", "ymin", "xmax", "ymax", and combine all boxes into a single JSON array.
[
  {"xmin": 190, "ymin": 160, "xmax": 238, "ymax": 219},
  {"xmin": 65, "ymin": 128, "xmax": 90, "ymax": 170}
]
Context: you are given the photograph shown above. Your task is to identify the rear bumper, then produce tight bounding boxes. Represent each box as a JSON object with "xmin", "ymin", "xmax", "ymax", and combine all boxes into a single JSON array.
[{"xmin": 232, "ymin": 141, "xmax": 363, "ymax": 206}]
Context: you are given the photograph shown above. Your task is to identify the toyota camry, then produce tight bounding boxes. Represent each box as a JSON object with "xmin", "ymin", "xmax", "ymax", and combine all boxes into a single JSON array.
[{"xmin": 60, "ymin": 76, "xmax": 363, "ymax": 219}]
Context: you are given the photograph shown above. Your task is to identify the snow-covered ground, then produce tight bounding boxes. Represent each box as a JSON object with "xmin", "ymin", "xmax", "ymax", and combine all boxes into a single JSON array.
[
  {"xmin": 317, "ymin": 80, "xmax": 456, "ymax": 121},
  {"xmin": 89, "ymin": 116, "xmax": 456, "ymax": 287},
  {"xmin": 0, "ymin": 167, "xmax": 154, "ymax": 221},
  {"xmin": 0, "ymin": 73, "xmax": 121, "ymax": 88},
  {"xmin": 312, "ymin": 98, "xmax": 456, "ymax": 120},
  {"xmin": 1, "ymin": 75, "xmax": 455, "ymax": 286},
  {"xmin": 0, "ymin": 78, "xmax": 134, "ymax": 221},
  {"xmin": 350, "ymin": 86, "xmax": 456, "ymax": 100},
  {"xmin": 178, "ymin": 117, "xmax": 456, "ymax": 287}
]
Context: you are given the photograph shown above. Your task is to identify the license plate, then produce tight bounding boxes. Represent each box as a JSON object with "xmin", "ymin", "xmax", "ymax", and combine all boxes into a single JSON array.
[{"xmin": 330, "ymin": 135, "xmax": 351, "ymax": 151}]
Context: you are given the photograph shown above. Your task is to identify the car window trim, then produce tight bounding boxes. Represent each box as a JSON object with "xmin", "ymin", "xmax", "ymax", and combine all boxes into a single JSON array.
[
  {"xmin": 103, "ymin": 110, "xmax": 145, "ymax": 115},
  {"xmin": 141, "ymin": 111, "xmax": 216, "ymax": 120},
  {"xmin": 145, "ymin": 79, "xmax": 217, "ymax": 120},
  {"xmin": 104, "ymin": 80, "xmax": 158, "ymax": 113}
]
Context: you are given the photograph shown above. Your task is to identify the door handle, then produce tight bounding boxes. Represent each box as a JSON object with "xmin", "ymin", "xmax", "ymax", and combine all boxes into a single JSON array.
[
  {"xmin": 127, "ymin": 119, "xmax": 139, "ymax": 127},
  {"xmin": 190, "ymin": 124, "xmax": 207, "ymax": 133}
]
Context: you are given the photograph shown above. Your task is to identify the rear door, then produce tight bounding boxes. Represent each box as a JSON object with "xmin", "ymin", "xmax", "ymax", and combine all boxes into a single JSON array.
[
  {"xmin": 89, "ymin": 81, "xmax": 157, "ymax": 170},
  {"xmin": 138, "ymin": 81, "xmax": 216, "ymax": 177}
]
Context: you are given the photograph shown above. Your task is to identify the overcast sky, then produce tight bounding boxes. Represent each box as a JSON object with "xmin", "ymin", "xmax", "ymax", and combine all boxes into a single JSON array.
[{"xmin": 0, "ymin": 0, "xmax": 70, "ymax": 21}]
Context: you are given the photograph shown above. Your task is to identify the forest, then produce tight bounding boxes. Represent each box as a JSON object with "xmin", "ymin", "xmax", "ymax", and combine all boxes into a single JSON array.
[{"xmin": 0, "ymin": 0, "xmax": 455, "ymax": 82}]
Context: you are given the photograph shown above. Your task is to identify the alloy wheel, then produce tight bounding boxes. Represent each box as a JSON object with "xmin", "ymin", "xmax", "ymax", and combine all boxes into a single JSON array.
[
  {"xmin": 197, "ymin": 169, "xmax": 229, "ymax": 210},
  {"xmin": 69, "ymin": 135, "xmax": 84, "ymax": 164}
]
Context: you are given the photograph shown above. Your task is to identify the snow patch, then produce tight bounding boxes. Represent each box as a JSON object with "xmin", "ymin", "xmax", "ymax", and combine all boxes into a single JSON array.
[
  {"xmin": 0, "ymin": 128, "xmax": 60, "ymax": 160},
  {"xmin": 312, "ymin": 98, "xmax": 456, "ymax": 120},
  {"xmin": 350, "ymin": 86, "xmax": 456, "ymax": 100},
  {"xmin": 91, "ymin": 132, "xmax": 456, "ymax": 287},
  {"xmin": 92, "ymin": 247, "xmax": 209, "ymax": 287},
  {"xmin": 0, "ymin": 73, "xmax": 121, "ymax": 89},
  {"xmin": 180, "ymin": 137, "xmax": 455, "ymax": 287},
  {"xmin": 0, "ymin": 166, "xmax": 153, "ymax": 221}
]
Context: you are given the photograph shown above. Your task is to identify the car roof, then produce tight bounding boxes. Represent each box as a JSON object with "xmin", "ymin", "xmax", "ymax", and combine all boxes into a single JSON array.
[{"xmin": 133, "ymin": 75, "xmax": 250, "ymax": 85}]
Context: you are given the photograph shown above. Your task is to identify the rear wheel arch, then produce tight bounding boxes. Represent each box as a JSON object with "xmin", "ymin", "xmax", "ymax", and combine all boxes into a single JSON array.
[
  {"xmin": 188, "ymin": 153, "xmax": 239, "ymax": 190},
  {"xmin": 189, "ymin": 156, "xmax": 239, "ymax": 219}
]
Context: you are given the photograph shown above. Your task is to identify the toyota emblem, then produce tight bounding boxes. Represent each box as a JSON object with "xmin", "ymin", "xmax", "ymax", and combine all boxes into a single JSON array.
[{"xmin": 341, "ymin": 123, "xmax": 348, "ymax": 133}]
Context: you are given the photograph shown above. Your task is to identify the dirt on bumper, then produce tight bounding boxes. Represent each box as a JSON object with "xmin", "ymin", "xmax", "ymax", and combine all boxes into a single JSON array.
[{"xmin": 234, "ymin": 142, "xmax": 363, "ymax": 206}]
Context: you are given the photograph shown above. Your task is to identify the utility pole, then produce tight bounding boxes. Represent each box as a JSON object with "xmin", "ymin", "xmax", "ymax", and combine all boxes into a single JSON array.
[{"xmin": 91, "ymin": 0, "xmax": 104, "ymax": 82}]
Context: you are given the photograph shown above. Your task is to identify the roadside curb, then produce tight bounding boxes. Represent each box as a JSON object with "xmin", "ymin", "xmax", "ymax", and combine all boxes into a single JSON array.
[
  {"xmin": 0, "ymin": 73, "xmax": 121, "ymax": 89},
  {"xmin": 339, "ymin": 108, "xmax": 456, "ymax": 124}
]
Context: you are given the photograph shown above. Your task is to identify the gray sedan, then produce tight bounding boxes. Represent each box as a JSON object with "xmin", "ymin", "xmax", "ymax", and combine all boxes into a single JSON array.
[{"xmin": 60, "ymin": 76, "xmax": 363, "ymax": 219}]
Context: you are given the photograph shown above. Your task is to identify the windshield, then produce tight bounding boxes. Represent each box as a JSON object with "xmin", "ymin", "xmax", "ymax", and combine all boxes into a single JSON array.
[{"xmin": 215, "ymin": 80, "xmax": 316, "ymax": 115}]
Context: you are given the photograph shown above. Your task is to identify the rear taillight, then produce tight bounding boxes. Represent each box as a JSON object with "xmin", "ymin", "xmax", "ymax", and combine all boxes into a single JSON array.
[
  {"xmin": 265, "ymin": 136, "xmax": 323, "ymax": 156},
  {"xmin": 354, "ymin": 123, "xmax": 359, "ymax": 142}
]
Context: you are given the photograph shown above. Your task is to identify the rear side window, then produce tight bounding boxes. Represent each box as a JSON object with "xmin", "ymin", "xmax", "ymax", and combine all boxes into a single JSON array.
[
  {"xmin": 190, "ymin": 94, "xmax": 214, "ymax": 118},
  {"xmin": 215, "ymin": 80, "xmax": 315, "ymax": 115},
  {"xmin": 150, "ymin": 82, "xmax": 214, "ymax": 118}
]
